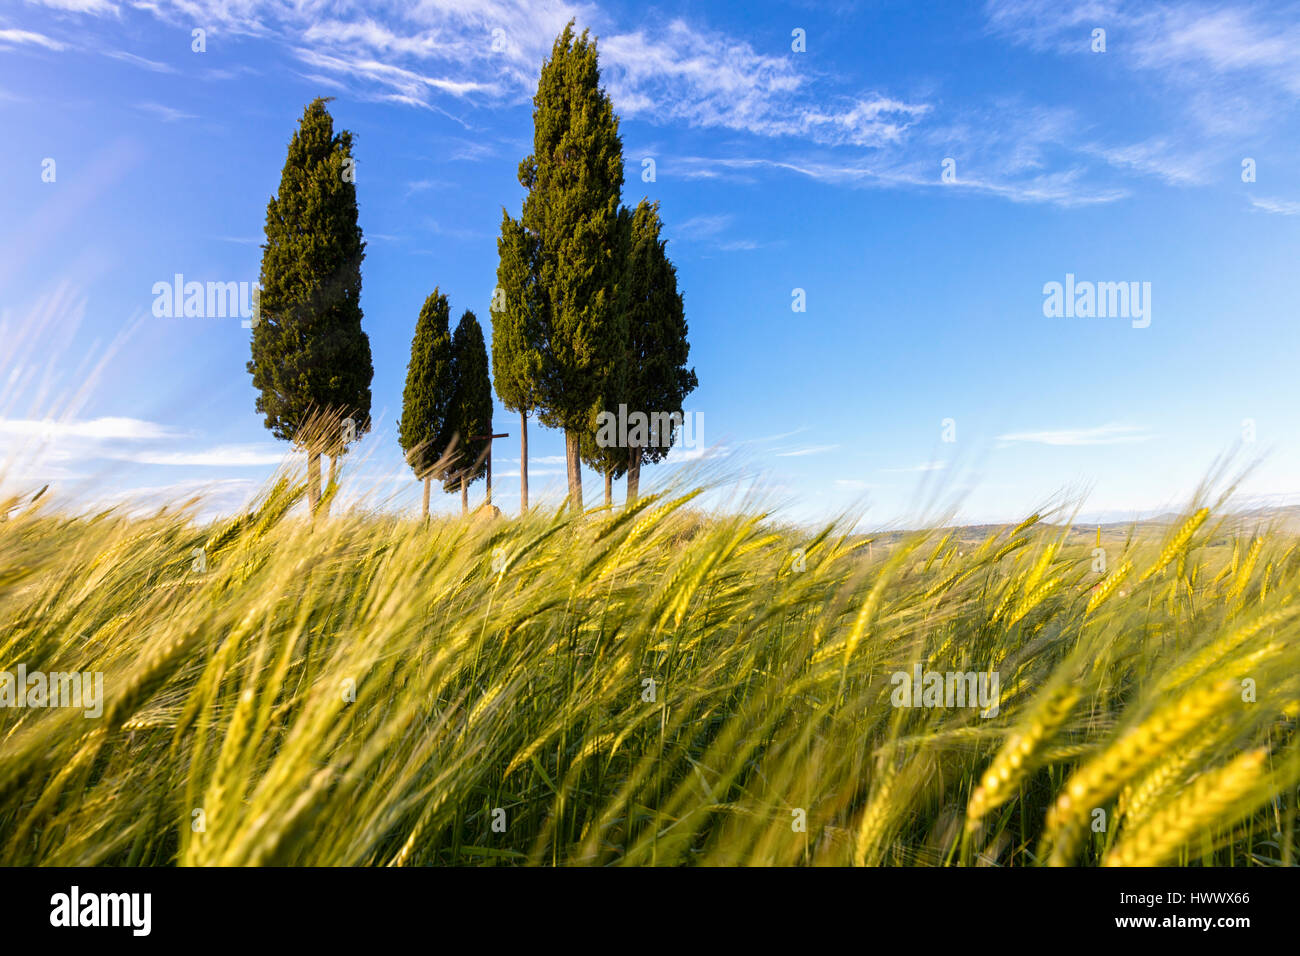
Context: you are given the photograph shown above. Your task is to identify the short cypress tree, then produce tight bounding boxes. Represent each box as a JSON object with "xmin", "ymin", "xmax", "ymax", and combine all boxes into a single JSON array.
[
  {"xmin": 518, "ymin": 22, "xmax": 626, "ymax": 513},
  {"xmin": 247, "ymin": 97, "xmax": 372, "ymax": 514},
  {"xmin": 444, "ymin": 310, "xmax": 494, "ymax": 514},
  {"xmin": 398, "ymin": 290, "xmax": 455, "ymax": 519},
  {"xmin": 490, "ymin": 209, "xmax": 544, "ymax": 512}
]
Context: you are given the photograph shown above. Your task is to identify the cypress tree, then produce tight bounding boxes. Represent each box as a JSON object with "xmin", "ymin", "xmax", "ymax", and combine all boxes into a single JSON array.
[
  {"xmin": 248, "ymin": 97, "xmax": 372, "ymax": 513},
  {"xmin": 444, "ymin": 310, "xmax": 494, "ymax": 514},
  {"xmin": 620, "ymin": 200, "xmax": 697, "ymax": 502},
  {"xmin": 398, "ymin": 290, "xmax": 455, "ymax": 519},
  {"xmin": 518, "ymin": 22, "xmax": 626, "ymax": 513},
  {"xmin": 490, "ymin": 209, "xmax": 544, "ymax": 512},
  {"xmin": 580, "ymin": 208, "xmax": 631, "ymax": 506}
]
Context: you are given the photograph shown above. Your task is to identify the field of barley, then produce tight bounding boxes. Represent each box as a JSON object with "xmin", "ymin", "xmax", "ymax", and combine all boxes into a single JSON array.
[{"xmin": 1, "ymin": 467, "xmax": 1298, "ymax": 867}]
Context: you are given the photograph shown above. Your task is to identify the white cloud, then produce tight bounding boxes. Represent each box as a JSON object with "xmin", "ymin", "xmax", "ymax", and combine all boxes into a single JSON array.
[
  {"xmin": 882, "ymin": 462, "xmax": 948, "ymax": 473},
  {"xmin": 25, "ymin": 0, "xmax": 118, "ymax": 14},
  {"xmin": 775, "ymin": 444, "xmax": 840, "ymax": 457},
  {"xmin": 601, "ymin": 21, "xmax": 930, "ymax": 147},
  {"xmin": 671, "ymin": 152, "xmax": 1128, "ymax": 208},
  {"xmin": 135, "ymin": 102, "xmax": 197, "ymax": 122},
  {"xmin": 0, "ymin": 416, "xmax": 182, "ymax": 440},
  {"xmin": 1084, "ymin": 138, "xmax": 1214, "ymax": 187},
  {"xmin": 0, "ymin": 419, "xmax": 292, "ymax": 474},
  {"xmin": 0, "ymin": 28, "xmax": 66, "ymax": 50},
  {"xmin": 121, "ymin": 444, "xmax": 290, "ymax": 467},
  {"xmin": 742, "ymin": 427, "xmax": 810, "ymax": 445},
  {"xmin": 293, "ymin": 47, "xmax": 497, "ymax": 102},
  {"xmin": 996, "ymin": 423, "xmax": 1154, "ymax": 446},
  {"xmin": 91, "ymin": 477, "xmax": 262, "ymax": 519},
  {"xmin": 675, "ymin": 214, "xmax": 733, "ymax": 240},
  {"xmin": 985, "ymin": 1, "xmax": 1300, "ymax": 128},
  {"xmin": 1250, "ymin": 196, "xmax": 1300, "ymax": 215},
  {"xmin": 40, "ymin": 0, "xmax": 1271, "ymax": 212},
  {"xmin": 105, "ymin": 50, "xmax": 176, "ymax": 72}
]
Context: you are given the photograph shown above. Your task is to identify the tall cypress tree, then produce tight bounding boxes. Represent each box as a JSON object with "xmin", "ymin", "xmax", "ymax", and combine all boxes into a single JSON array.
[
  {"xmin": 580, "ymin": 204, "xmax": 632, "ymax": 506},
  {"xmin": 248, "ymin": 97, "xmax": 372, "ymax": 513},
  {"xmin": 621, "ymin": 200, "xmax": 697, "ymax": 502},
  {"xmin": 398, "ymin": 290, "xmax": 455, "ymax": 519},
  {"xmin": 518, "ymin": 21, "xmax": 626, "ymax": 513},
  {"xmin": 490, "ymin": 209, "xmax": 544, "ymax": 513},
  {"xmin": 444, "ymin": 310, "xmax": 494, "ymax": 514}
]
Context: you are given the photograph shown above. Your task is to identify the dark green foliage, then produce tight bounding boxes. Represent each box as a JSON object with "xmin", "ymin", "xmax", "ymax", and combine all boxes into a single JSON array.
[
  {"xmin": 579, "ymin": 204, "xmax": 633, "ymax": 486},
  {"xmin": 517, "ymin": 21, "xmax": 626, "ymax": 505},
  {"xmin": 398, "ymin": 290, "xmax": 454, "ymax": 480},
  {"xmin": 491, "ymin": 209, "xmax": 545, "ymax": 510},
  {"xmin": 443, "ymin": 310, "xmax": 494, "ymax": 493},
  {"xmin": 490, "ymin": 209, "xmax": 544, "ymax": 419},
  {"xmin": 621, "ymin": 199, "xmax": 697, "ymax": 467},
  {"xmin": 247, "ymin": 98, "xmax": 372, "ymax": 450}
]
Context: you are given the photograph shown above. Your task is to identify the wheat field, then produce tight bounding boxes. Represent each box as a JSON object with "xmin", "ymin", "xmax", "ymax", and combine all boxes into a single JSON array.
[{"xmin": 1, "ymin": 466, "xmax": 1297, "ymax": 867}]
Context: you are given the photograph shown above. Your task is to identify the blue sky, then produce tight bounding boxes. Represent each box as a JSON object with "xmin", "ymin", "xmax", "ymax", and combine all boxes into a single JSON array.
[{"xmin": 2, "ymin": 0, "xmax": 1299, "ymax": 527}]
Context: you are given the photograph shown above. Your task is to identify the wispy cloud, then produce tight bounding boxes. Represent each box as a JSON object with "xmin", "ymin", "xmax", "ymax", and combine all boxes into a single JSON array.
[
  {"xmin": 292, "ymin": 47, "xmax": 498, "ymax": 105},
  {"xmin": 92, "ymin": 477, "xmax": 261, "ymax": 519},
  {"xmin": 135, "ymin": 102, "xmax": 197, "ymax": 122},
  {"xmin": 97, "ymin": 0, "xmax": 1209, "ymax": 209},
  {"xmin": 996, "ymin": 423, "xmax": 1154, "ymax": 446},
  {"xmin": 1250, "ymin": 195, "xmax": 1300, "ymax": 215},
  {"xmin": 741, "ymin": 427, "xmax": 810, "ymax": 445},
  {"xmin": 882, "ymin": 461, "xmax": 948, "ymax": 473},
  {"xmin": 120, "ymin": 444, "xmax": 289, "ymax": 467},
  {"xmin": 1083, "ymin": 137, "xmax": 1214, "ymax": 187},
  {"xmin": 0, "ymin": 416, "xmax": 182, "ymax": 441},
  {"xmin": 105, "ymin": 50, "xmax": 176, "ymax": 73},
  {"xmin": 675, "ymin": 214, "xmax": 733, "ymax": 240},
  {"xmin": 672, "ymin": 153, "xmax": 1127, "ymax": 208},
  {"xmin": 601, "ymin": 20, "xmax": 930, "ymax": 148},
  {"xmin": 775, "ymin": 444, "xmax": 840, "ymax": 457},
  {"xmin": 0, "ymin": 28, "xmax": 66, "ymax": 51},
  {"xmin": 446, "ymin": 137, "xmax": 497, "ymax": 161},
  {"xmin": 0, "ymin": 419, "xmax": 289, "ymax": 470},
  {"xmin": 985, "ymin": 1, "xmax": 1300, "ymax": 134},
  {"xmin": 25, "ymin": 0, "xmax": 119, "ymax": 15},
  {"xmin": 405, "ymin": 179, "xmax": 452, "ymax": 196}
]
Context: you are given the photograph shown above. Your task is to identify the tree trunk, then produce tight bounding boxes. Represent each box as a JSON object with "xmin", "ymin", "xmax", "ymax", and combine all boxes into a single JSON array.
[
  {"xmin": 565, "ymin": 428, "xmax": 583, "ymax": 514},
  {"xmin": 461, "ymin": 474, "xmax": 468, "ymax": 514},
  {"xmin": 422, "ymin": 475, "xmax": 430, "ymax": 520},
  {"xmin": 519, "ymin": 409, "xmax": 529, "ymax": 513},
  {"xmin": 604, "ymin": 469, "xmax": 612, "ymax": 507},
  {"xmin": 627, "ymin": 445, "xmax": 641, "ymax": 504},
  {"xmin": 320, "ymin": 454, "xmax": 337, "ymax": 517},
  {"xmin": 306, "ymin": 449, "xmax": 322, "ymax": 512}
]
